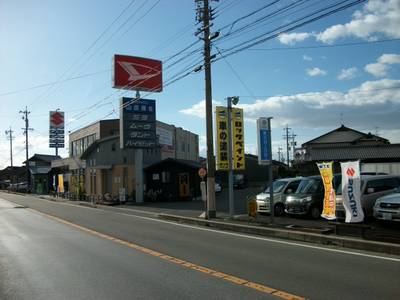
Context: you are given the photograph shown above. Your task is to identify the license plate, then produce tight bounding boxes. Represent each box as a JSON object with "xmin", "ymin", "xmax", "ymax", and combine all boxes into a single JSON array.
[{"xmin": 382, "ymin": 213, "xmax": 392, "ymax": 220}]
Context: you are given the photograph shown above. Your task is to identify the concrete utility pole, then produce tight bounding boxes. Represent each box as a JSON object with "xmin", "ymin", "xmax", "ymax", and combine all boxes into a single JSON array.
[
  {"xmin": 195, "ymin": 0, "xmax": 217, "ymax": 218},
  {"xmin": 20, "ymin": 107, "xmax": 33, "ymax": 192},
  {"xmin": 277, "ymin": 146, "xmax": 283, "ymax": 163},
  {"xmin": 283, "ymin": 125, "xmax": 291, "ymax": 169},
  {"xmin": 5, "ymin": 127, "xmax": 14, "ymax": 168},
  {"xmin": 291, "ymin": 131, "xmax": 297, "ymax": 162}
]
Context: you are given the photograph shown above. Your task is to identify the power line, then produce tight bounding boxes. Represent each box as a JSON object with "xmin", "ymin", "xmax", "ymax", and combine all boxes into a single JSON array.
[
  {"xmin": 236, "ymin": 85, "xmax": 400, "ymax": 99},
  {"xmin": 243, "ymin": 38, "xmax": 400, "ymax": 51},
  {"xmin": 215, "ymin": 0, "xmax": 367, "ymax": 61},
  {"xmin": 26, "ymin": 0, "xmax": 138, "ymax": 110},
  {"xmin": 0, "ymin": 69, "xmax": 109, "ymax": 97}
]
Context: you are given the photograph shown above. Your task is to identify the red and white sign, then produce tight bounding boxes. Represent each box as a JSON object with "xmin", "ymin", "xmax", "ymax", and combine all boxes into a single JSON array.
[
  {"xmin": 50, "ymin": 111, "xmax": 64, "ymax": 128},
  {"xmin": 113, "ymin": 54, "xmax": 162, "ymax": 92}
]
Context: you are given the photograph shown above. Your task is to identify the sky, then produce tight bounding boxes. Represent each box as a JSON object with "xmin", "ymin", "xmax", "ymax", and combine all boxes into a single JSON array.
[{"xmin": 0, "ymin": 0, "xmax": 399, "ymax": 169}]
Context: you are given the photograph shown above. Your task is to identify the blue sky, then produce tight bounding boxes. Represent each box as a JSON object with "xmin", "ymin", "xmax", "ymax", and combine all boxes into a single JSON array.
[{"xmin": 1, "ymin": 0, "xmax": 399, "ymax": 169}]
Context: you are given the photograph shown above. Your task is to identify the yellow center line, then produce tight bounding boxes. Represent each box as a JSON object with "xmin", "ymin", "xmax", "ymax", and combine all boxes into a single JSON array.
[{"xmin": 28, "ymin": 208, "xmax": 307, "ymax": 300}]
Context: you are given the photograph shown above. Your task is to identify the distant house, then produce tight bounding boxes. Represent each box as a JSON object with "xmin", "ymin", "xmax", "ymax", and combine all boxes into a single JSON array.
[
  {"xmin": 25, "ymin": 154, "xmax": 61, "ymax": 194},
  {"xmin": 0, "ymin": 166, "xmax": 26, "ymax": 188},
  {"xmin": 294, "ymin": 125, "xmax": 400, "ymax": 175}
]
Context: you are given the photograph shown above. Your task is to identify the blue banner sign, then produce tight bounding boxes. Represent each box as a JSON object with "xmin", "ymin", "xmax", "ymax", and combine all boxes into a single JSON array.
[
  {"xmin": 257, "ymin": 118, "xmax": 271, "ymax": 165},
  {"xmin": 120, "ymin": 97, "xmax": 156, "ymax": 148}
]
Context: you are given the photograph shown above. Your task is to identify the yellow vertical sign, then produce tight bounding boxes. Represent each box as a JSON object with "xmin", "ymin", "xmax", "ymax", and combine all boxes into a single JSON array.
[
  {"xmin": 232, "ymin": 108, "xmax": 245, "ymax": 170},
  {"xmin": 215, "ymin": 106, "xmax": 229, "ymax": 170},
  {"xmin": 317, "ymin": 162, "xmax": 336, "ymax": 220}
]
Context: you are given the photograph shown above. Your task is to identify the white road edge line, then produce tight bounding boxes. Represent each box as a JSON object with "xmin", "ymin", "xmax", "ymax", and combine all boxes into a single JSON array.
[
  {"xmin": 2, "ymin": 195, "xmax": 399, "ymax": 262},
  {"xmin": 115, "ymin": 212, "xmax": 400, "ymax": 262}
]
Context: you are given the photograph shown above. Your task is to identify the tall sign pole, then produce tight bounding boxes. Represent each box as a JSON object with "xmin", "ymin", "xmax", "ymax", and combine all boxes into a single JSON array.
[
  {"xmin": 113, "ymin": 54, "xmax": 162, "ymax": 203},
  {"xmin": 196, "ymin": 0, "xmax": 216, "ymax": 218},
  {"xmin": 227, "ymin": 98, "xmax": 234, "ymax": 217},
  {"xmin": 257, "ymin": 117, "xmax": 274, "ymax": 223}
]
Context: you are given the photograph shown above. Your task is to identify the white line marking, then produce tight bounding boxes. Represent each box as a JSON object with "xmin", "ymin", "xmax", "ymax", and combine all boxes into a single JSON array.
[
  {"xmin": 2, "ymin": 195, "xmax": 399, "ymax": 262},
  {"xmin": 114, "ymin": 212, "xmax": 400, "ymax": 262}
]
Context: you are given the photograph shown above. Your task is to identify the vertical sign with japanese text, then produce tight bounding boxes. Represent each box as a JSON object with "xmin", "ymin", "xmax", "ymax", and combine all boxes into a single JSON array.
[
  {"xmin": 257, "ymin": 117, "xmax": 271, "ymax": 165},
  {"xmin": 120, "ymin": 97, "xmax": 156, "ymax": 149},
  {"xmin": 215, "ymin": 106, "xmax": 229, "ymax": 170},
  {"xmin": 49, "ymin": 111, "xmax": 65, "ymax": 148},
  {"xmin": 232, "ymin": 108, "xmax": 245, "ymax": 170},
  {"xmin": 317, "ymin": 162, "xmax": 336, "ymax": 220}
]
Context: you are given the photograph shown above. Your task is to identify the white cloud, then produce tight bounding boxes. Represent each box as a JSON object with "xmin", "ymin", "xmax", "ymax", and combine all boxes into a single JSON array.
[
  {"xmin": 306, "ymin": 67, "xmax": 327, "ymax": 77},
  {"xmin": 365, "ymin": 62, "xmax": 388, "ymax": 77},
  {"xmin": 278, "ymin": 32, "xmax": 311, "ymax": 45},
  {"xmin": 316, "ymin": 0, "xmax": 400, "ymax": 43},
  {"xmin": 303, "ymin": 55, "xmax": 312, "ymax": 61},
  {"xmin": 179, "ymin": 99, "xmax": 221, "ymax": 118},
  {"xmin": 198, "ymin": 135, "xmax": 207, "ymax": 158},
  {"xmin": 364, "ymin": 53, "xmax": 400, "ymax": 77},
  {"xmin": 179, "ymin": 79, "xmax": 400, "ymax": 139},
  {"xmin": 338, "ymin": 67, "xmax": 358, "ymax": 80},
  {"xmin": 378, "ymin": 53, "xmax": 400, "ymax": 64}
]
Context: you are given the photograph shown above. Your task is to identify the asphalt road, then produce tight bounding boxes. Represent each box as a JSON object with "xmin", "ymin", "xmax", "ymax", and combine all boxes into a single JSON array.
[{"xmin": 1, "ymin": 192, "xmax": 400, "ymax": 300}]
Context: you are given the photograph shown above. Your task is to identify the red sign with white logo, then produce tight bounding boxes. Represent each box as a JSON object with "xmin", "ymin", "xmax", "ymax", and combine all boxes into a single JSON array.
[
  {"xmin": 113, "ymin": 54, "xmax": 162, "ymax": 92},
  {"xmin": 50, "ymin": 111, "xmax": 64, "ymax": 128}
]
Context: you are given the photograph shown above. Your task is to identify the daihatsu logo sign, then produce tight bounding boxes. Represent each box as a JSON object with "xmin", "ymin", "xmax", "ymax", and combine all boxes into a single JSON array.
[{"xmin": 113, "ymin": 54, "xmax": 162, "ymax": 92}]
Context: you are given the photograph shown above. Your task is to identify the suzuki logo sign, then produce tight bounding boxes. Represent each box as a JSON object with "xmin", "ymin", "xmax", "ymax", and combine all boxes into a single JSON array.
[
  {"xmin": 50, "ymin": 111, "xmax": 64, "ymax": 128},
  {"xmin": 346, "ymin": 168, "xmax": 355, "ymax": 177},
  {"xmin": 113, "ymin": 55, "xmax": 162, "ymax": 92}
]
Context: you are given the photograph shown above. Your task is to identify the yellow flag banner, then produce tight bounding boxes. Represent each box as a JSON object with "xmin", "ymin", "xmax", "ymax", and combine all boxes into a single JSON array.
[
  {"xmin": 58, "ymin": 174, "xmax": 64, "ymax": 193},
  {"xmin": 232, "ymin": 107, "xmax": 245, "ymax": 170},
  {"xmin": 215, "ymin": 106, "xmax": 229, "ymax": 170},
  {"xmin": 317, "ymin": 162, "xmax": 336, "ymax": 220}
]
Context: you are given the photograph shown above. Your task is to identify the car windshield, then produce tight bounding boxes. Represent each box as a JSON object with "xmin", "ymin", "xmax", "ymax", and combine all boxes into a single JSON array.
[
  {"xmin": 296, "ymin": 178, "xmax": 320, "ymax": 193},
  {"xmin": 264, "ymin": 180, "xmax": 288, "ymax": 193}
]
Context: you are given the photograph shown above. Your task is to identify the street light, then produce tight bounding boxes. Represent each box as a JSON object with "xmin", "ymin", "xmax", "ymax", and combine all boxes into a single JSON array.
[{"xmin": 227, "ymin": 96, "xmax": 239, "ymax": 218}]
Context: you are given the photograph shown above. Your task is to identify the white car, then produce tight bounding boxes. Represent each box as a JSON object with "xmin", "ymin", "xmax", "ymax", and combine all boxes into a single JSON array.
[
  {"xmin": 373, "ymin": 188, "xmax": 400, "ymax": 222},
  {"xmin": 336, "ymin": 175, "xmax": 400, "ymax": 218},
  {"xmin": 256, "ymin": 177, "xmax": 302, "ymax": 216}
]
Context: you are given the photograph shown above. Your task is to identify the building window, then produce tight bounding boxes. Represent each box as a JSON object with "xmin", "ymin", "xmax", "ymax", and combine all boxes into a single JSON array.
[
  {"xmin": 112, "ymin": 143, "xmax": 116, "ymax": 151},
  {"xmin": 181, "ymin": 142, "xmax": 185, "ymax": 152}
]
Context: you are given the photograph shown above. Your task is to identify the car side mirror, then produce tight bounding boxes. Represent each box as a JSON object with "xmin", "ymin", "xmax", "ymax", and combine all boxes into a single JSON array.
[{"xmin": 367, "ymin": 187, "xmax": 375, "ymax": 194}]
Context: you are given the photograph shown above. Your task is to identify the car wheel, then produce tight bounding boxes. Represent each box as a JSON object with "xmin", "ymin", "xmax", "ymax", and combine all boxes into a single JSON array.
[
  {"xmin": 310, "ymin": 206, "xmax": 321, "ymax": 219},
  {"xmin": 274, "ymin": 204, "xmax": 285, "ymax": 216}
]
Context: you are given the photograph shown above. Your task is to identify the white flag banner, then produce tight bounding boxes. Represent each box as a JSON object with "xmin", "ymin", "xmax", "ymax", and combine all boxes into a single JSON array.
[{"xmin": 341, "ymin": 161, "xmax": 364, "ymax": 223}]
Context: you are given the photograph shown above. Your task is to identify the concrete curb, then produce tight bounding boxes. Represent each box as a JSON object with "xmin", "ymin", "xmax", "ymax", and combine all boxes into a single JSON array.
[{"xmin": 158, "ymin": 213, "xmax": 400, "ymax": 256}]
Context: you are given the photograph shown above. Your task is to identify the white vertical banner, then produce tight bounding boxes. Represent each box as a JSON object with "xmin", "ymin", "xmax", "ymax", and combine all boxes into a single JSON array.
[{"xmin": 341, "ymin": 161, "xmax": 364, "ymax": 223}]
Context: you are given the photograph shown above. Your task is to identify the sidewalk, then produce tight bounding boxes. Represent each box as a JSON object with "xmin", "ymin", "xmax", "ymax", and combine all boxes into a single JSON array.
[{"xmin": 35, "ymin": 193, "xmax": 400, "ymax": 256}]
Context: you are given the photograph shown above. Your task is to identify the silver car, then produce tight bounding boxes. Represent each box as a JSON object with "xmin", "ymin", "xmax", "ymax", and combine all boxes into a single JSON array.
[
  {"xmin": 256, "ymin": 177, "xmax": 302, "ymax": 216},
  {"xmin": 373, "ymin": 188, "xmax": 400, "ymax": 221},
  {"xmin": 336, "ymin": 175, "xmax": 400, "ymax": 218}
]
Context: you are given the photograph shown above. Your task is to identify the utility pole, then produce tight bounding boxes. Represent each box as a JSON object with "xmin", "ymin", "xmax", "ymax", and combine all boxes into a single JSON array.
[
  {"xmin": 277, "ymin": 146, "xmax": 283, "ymax": 163},
  {"xmin": 291, "ymin": 131, "xmax": 297, "ymax": 162},
  {"xmin": 5, "ymin": 127, "xmax": 14, "ymax": 168},
  {"xmin": 20, "ymin": 107, "xmax": 33, "ymax": 192},
  {"xmin": 195, "ymin": 0, "xmax": 217, "ymax": 218},
  {"xmin": 283, "ymin": 125, "xmax": 291, "ymax": 169}
]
